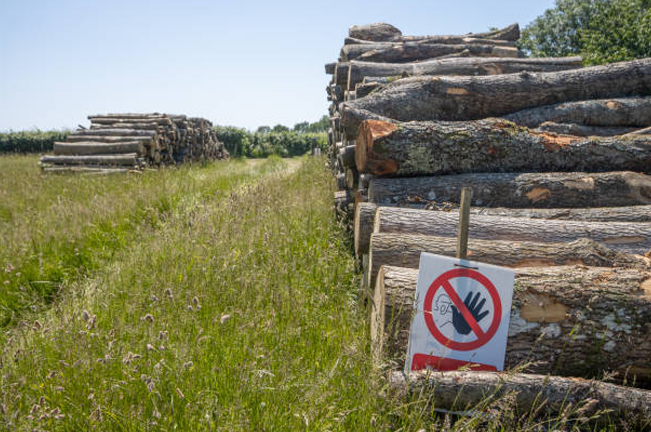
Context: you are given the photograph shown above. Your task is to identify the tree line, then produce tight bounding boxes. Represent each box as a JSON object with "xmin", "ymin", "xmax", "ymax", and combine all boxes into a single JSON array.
[
  {"xmin": 0, "ymin": 116, "xmax": 329, "ymax": 157},
  {"xmin": 214, "ymin": 116, "xmax": 329, "ymax": 158}
]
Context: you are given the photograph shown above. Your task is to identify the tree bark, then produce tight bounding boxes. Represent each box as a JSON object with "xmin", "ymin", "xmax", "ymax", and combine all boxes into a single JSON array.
[
  {"xmin": 354, "ymin": 118, "xmax": 651, "ymax": 177},
  {"xmin": 340, "ymin": 43, "xmax": 521, "ymax": 63},
  {"xmin": 535, "ymin": 122, "xmax": 639, "ymax": 137},
  {"xmin": 40, "ymin": 154, "xmax": 139, "ymax": 166},
  {"xmin": 348, "ymin": 23, "xmax": 402, "ymax": 41},
  {"xmin": 339, "ymin": 57, "xmax": 582, "ymax": 90},
  {"xmin": 69, "ymin": 128, "xmax": 156, "ymax": 137},
  {"xmin": 53, "ymin": 141, "xmax": 145, "ymax": 156},
  {"xmin": 347, "ymin": 23, "xmax": 519, "ymax": 43},
  {"xmin": 367, "ymin": 171, "xmax": 651, "ymax": 208},
  {"xmin": 338, "ymin": 145, "xmax": 356, "ymax": 169},
  {"xmin": 354, "ymin": 202, "xmax": 378, "ymax": 258},
  {"xmin": 366, "ymin": 234, "xmax": 649, "ymax": 290},
  {"xmin": 473, "ymin": 205, "xmax": 651, "ymax": 222},
  {"xmin": 343, "ymin": 59, "xmax": 651, "ymax": 126},
  {"xmin": 345, "ymin": 168, "xmax": 358, "ymax": 190},
  {"xmin": 336, "ymin": 173, "xmax": 346, "ymax": 190},
  {"xmin": 65, "ymin": 135, "xmax": 154, "ymax": 144},
  {"xmin": 372, "ymin": 207, "xmax": 651, "ymax": 254},
  {"xmin": 504, "ymin": 97, "xmax": 651, "ymax": 128},
  {"xmin": 389, "ymin": 371, "xmax": 651, "ymax": 424},
  {"xmin": 371, "ymin": 265, "xmax": 651, "ymax": 382}
]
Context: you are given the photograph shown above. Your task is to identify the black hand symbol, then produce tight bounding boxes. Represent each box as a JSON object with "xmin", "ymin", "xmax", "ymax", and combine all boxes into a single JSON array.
[{"xmin": 451, "ymin": 291, "xmax": 489, "ymax": 335}]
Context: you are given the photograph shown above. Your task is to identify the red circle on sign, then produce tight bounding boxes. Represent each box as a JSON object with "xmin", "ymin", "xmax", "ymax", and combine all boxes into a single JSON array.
[{"xmin": 423, "ymin": 268, "xmax": 502, "ymax": 351}]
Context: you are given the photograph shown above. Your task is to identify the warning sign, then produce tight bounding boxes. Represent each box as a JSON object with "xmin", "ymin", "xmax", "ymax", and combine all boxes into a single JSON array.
[{"xmin": 405, "ymin": 253, "xmax": 515, "ymax": 373}]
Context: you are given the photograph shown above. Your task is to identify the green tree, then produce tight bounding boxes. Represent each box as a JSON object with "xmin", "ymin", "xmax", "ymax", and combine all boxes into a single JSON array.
[
  {"xmin": 256, "ymin": 126, "xmax": 271, "ymax": 134},
  {"xmin": 272, "ymin": 124, "xmax": 290, "ymax": 133},
  {"xmin": 293, "ymin": 121, "xmax": 309, "ymax": 133},
  {"xmin": 580, "ymin": 0, "xmax": 651, "ymax": 64},
  {"xmin": 518, "ymin": 0, "xmax": 651, "ymax": 64}
]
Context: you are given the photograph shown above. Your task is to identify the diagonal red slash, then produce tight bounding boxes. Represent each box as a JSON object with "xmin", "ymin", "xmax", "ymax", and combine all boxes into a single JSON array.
[{"xmin": 441, "ymin": 280, "xmax": 485, "ymax": 338}]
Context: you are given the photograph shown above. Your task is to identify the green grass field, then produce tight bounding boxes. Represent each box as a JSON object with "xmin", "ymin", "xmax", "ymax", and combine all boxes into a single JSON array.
[{"xmin": 0, "ymin": 156, "xmax": 626, "ymax": 431}]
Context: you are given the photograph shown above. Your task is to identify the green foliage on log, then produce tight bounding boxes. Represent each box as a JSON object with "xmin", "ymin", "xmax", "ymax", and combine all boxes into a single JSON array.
[{"xmin": 519, "ymin": 0, "xmax": 651, "ymax": 65}]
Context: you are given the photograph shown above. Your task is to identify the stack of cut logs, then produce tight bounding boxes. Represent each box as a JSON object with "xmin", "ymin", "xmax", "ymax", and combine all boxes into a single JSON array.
[
  {"xmin": 326, "ymin": 22, "xmax": 651, "ymax": 421},
  {"xmin": 40, "ymin": 113, "xmax": 229, "ymax": 172}
]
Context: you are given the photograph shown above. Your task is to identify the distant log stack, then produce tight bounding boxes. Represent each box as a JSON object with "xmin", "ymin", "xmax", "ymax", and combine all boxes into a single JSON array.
[
  {"xmin": 39, "ymin": 113, "xmax": 229, "ymax": 172},
  {"xmin": 324, "ymin": 21, "xmax": 651, "ymax": 398}
]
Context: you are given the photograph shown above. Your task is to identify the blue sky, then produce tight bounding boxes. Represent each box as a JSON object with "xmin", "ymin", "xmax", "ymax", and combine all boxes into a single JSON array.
[{"xmin": 0, "ymin": 0, "xmax": 555, "ymax": 131}]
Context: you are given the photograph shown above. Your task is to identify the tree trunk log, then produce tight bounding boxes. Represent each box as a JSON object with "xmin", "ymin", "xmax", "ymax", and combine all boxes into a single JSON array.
[
  {"xmin": 347, "ymin": 23, "xmax": 520, "ymax": 43},
  {"xmin": 354, "ymin": 118, "xmax": 651, "ymax": 177},
  {"xmin": 535, "ymin": 122, "xmax": 639, "ymax": 137},
  {"xmin": 69, "ymin": 128, "xmax": 156, "ymax": 137},
  {"xmin": 338, "ymin": 145, "xmax": 356, "ymax": 168},
  {"xmin": 343, "ymin": 59, "xmax": 651, "ymax": 126},
  {"xmin": 340, "ymin": 43, "xmax": 521, "ymax": 63},
  {"xmin": 40, "ymin": 154, "xmax": 138, "ymax": 166},
  {"xmin": 371, "ymin": 265, "xmax": 651, "ymax": 383},
  {"xmin": 367, "ymin": 234, "xmax": 649, "ymax": 290},
  {"xmin": 504, "ymin": 97, "xmax": 651, "ymax": 128},
  {"xmin": 336, "ymin": 173, "xmax": 346, "ymax": 190},
  {"xmin": 473, "ymin": 205, "xmax": 651, "ymax": 222},
  {"xmin": 53, "ymin": 141, "xmax": 145, "ymax": 156},
  {"xmin": 345, "ymin": 168, "xmax": 358, "ymax": 190},
  {"xmin": 65, "ymin": 135, "xmax": 154, "ymax": 144},
  {"xmin": 389, "ymin": 371, "xmax": 651, "ymax": 425},
  {"xmin": 348, "ymin": 23, "xmax": 402, "ymax": 41},
  {"xmin": 372, "ymin": 207, "xmax": 651, "ymax": 254},
  {"xmin": 367, "ymin": 171, "xmax": 651, "ymax": 208},
  {"xmin": 354, "ymin": 202, "xmax": 378, "ymax": 258},
  {"xmin": 338, "ymin": 57, "xmax": 582, "ymax": 90}
]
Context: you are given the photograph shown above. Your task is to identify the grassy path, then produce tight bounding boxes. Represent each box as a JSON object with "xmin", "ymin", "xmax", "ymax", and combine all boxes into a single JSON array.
[{"xmin": 0, "ymin": 156, "xmax": 619, "ymax": 431}]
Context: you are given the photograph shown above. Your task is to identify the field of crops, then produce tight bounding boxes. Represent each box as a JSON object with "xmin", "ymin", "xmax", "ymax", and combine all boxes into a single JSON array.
[{"xmin": 0, "ymin": 155, "xmax": 623, "ymax": 431}]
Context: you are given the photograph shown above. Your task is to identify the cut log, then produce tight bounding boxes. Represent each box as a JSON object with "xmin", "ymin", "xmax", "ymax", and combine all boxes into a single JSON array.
[
  {"xmin": 68, "ymin": 128, "xmax": 156, "ymax": 137},
  {"xmin": 389, "ymin": 371, "xmax": 651, "ymax": 425},
  {"xmin": 625, "ymin": 126, "xmax": 651, "ymax": 136},
  {"xmin": 343, "ymin": 58, "xmax": 651, "ymax": 127},
  {"xmin": 344, "ymin": 37, "xmax": 517, "ymax": 47},
  {"xmin": 354, "ymin": 202, "xmax": 378, "ymax": 258},
  {"xmin": 339, "ymin": 56, "xmax": 583, "ymax": 90},
  {"xmin": 340, "ymin": 43, "xmax": 521, "ymax": 63},
  {"xmin": 372, "ymin": 207, "xmax": 651, "ymax": 254},
  {"xmin": 42, "ymin": 166, "xmax": 131, "ymax": 174},
  {"xmin": 325, "ymin": 62, "xmax": 336, "ymax": 75},
  {"xmin": 348, "ymin": 23, "xmax": 520, "ymax": 43},
  {"xmin": 345, "ymin": 168, "xmax": 358, "ymax": 190},
  {"xmin": 338, "ymin": 145, "xmax": 356, "ymax": 169},
  {"xmin": 336, "ymin": 173, "xmax": 346, "ymax": 190},
  {"xmin": 355, "ymin": 201, "xmax": 651, "ymax": 223},
  {"xmin": 371, "ymin": 265, "xmax": 651, "ymax": 382},
  {"xmin": 504, "ymin": 96, "xmax": 651, "ymax": 128},
  {"xmin": 348, "ymin": 23, "xmax": 402, "ymax": 41},
  {"xmin": 535, "ymin": 122, "xmax": 639, "ymax": 137},
  {"xmin": 354, "ymin": 118, "xmax": 651, "ymax": 177},
  {"xmin": 53, "ymin": 141, "xmax": 145, "ymax": 156},
  {"xmin": 367, "ymin": 171, "xmax": 651, "ymax": 208},
  {"xmin": 65, "ymin": 135, "xmax": 154, "ymax": 144},
  {"xmin": 367, "ymin": 234, "xmax": 649, "ymax": 290},
  {"xmin": 334, "ymin": 190, "xmax": 353, "ymax": 221},
  {"xmin": 40, "ymin": 154, "xmax": 138, "ymax": 166},
  {"xmin": 473, "ymin": 205, "xmax": 651, "ymax": 222}
]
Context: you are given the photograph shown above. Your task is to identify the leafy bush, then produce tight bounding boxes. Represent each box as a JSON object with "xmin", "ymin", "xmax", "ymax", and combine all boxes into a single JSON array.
[
  {"xmin": 215, "ymin": 126, "xmax": 327, "ymax": 158},
  {"xmin": 518, "ymin": 0, "xmax": 651, "ymax": 65},
  {"xmin": 0, "ymin": 130, "xmax": 69, "ymax": 153}
]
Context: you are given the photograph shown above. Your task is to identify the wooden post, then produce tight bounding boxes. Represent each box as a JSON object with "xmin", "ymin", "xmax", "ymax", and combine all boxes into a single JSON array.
[{"xmin": 456, "ymin": 187, "xmax": 473, "ymax": 259}]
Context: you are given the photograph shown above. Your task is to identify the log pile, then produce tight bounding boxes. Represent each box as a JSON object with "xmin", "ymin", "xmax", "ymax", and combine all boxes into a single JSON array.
[
  {"xmin": 325, "ymin": 22, "xmax": 651, "ymax": 418},
  {"xmin": 39, "ymin": 113, "xmax": 229, "ymax": 172}
]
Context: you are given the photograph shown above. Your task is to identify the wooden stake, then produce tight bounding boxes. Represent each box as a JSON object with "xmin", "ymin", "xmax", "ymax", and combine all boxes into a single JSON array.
[{"xmin": 457, "ymin": 187, "xmax": 473, "ymax": 259}]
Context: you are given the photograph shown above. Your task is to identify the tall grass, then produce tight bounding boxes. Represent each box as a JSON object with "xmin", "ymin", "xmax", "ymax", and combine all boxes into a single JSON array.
[{"xmin": 0, "ymin": 156, "xmax": 628, "ymax": 431}]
